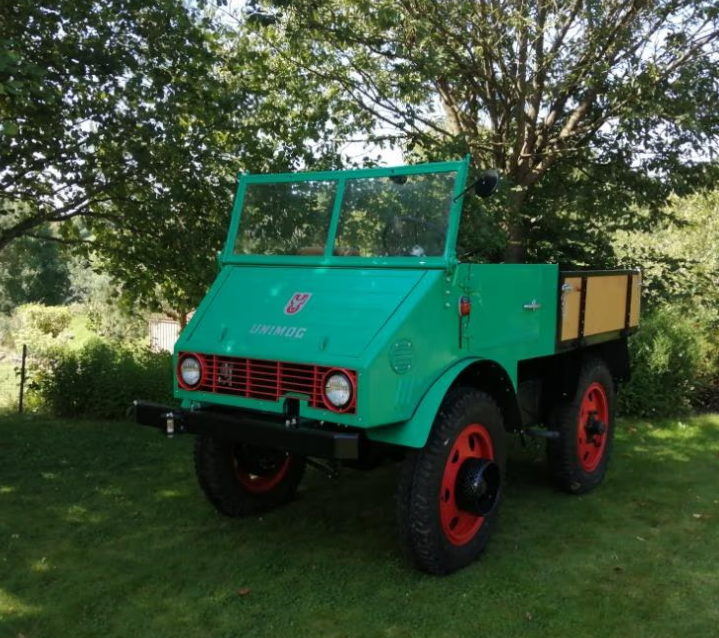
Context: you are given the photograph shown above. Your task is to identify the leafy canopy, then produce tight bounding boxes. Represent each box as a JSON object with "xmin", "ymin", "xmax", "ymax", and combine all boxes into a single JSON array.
[
  {"xmin": 1, "ymin": 0, "xmax": 346, "ymax": 316},
  {"xmin": 245, "ymin": 0, "xmax": 719, "ymax": 261}
]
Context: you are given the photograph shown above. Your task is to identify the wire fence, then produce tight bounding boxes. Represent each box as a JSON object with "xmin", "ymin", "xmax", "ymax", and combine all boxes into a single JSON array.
[{"xmin": 0, "ymin": 344, "xmax": 28, "ymax": 413}]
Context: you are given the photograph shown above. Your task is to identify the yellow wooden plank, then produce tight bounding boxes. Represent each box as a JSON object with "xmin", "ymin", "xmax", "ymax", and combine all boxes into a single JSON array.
[
  {"xmin": 560, "ymin": 277, "xmax": 583, "ymax": 341},
  {"xmin": 584, "ymin": 275, "xmax": 628, "ymax": 336},
  {"xmin": 629, "ymin": 273, "xmax": 642, "ymax": 327}
]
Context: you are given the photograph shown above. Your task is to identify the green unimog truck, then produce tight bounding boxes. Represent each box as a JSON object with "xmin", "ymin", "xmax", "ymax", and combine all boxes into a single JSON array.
[{"xmin": 134, "ymin": 157, "xmax": 641, "ymax": 575}]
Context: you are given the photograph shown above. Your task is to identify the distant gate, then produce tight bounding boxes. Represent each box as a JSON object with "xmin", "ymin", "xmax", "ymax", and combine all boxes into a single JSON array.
[{"xmin": 149, "ymin": 319, "xmax": 180, "ymax": 353}]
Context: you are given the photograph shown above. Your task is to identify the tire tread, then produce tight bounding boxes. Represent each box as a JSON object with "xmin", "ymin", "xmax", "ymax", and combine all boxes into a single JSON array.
[{"xmin": 397, "ymin": 387, "xmax": 506, "ymax": 575}]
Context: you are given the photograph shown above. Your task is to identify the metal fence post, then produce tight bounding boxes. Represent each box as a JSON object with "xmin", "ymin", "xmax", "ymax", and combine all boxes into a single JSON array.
[{"xmin": 18, "ymin": 344, "xmax": 27, "ymax": 414}]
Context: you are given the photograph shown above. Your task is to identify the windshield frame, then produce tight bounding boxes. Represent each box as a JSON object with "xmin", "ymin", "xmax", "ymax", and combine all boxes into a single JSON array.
[{"xmin": 222, "ymin": 156, "xmax": 470, "ymax": 269}]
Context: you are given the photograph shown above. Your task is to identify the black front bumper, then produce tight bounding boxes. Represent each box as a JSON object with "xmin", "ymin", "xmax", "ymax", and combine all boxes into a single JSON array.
[{"xmin": 132, "ymin": 400, "xmax": 360, "ymax": 460}]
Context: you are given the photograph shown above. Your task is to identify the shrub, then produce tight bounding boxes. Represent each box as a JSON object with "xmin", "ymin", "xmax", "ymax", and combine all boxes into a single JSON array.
[
  {"xmin": 618, "ymin": 305, "xmax": 714, "ymax": 417},
  {"xmin": 12, "ymin": 304, "xmax": 73, "ymax": 355},
  {"xmin": 30, "ymin": 338, "xmax": 175, "ymax": 419},
  {"xmin": 16, "ymin": 304, "xmax": 72, "ymax": 337}
]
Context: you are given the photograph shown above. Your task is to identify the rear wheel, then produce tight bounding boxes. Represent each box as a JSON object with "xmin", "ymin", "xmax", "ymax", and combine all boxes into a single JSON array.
[
  {"xmin": 547, "ymin": 357, "xmax": 615, "ymax": 494},
  {"xmin": 194, "ymin": 436, "xmax": 305, "ymax": 516},
  {"xmin": 397, "ymin": 388, "xmax": 506, "ymax": 575}
]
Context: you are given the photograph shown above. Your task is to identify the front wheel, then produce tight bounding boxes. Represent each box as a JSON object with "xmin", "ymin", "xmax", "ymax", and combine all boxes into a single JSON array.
[
  {"xmin": 397, "ymin": 388, "xmax": 507, "ymax": 575},
  {"xmin": 193, "ymin": 437, "xmax": 305, "ymax": 516},
  {"xmin": 547, "ymin": 357, "xmax": 616, "ymax": 494}
]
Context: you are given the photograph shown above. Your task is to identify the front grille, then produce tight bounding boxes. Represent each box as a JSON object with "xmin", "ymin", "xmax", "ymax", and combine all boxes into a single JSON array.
[{"xmin": 184, "ymin": 353, "xmax": 357, "ymax": 414}]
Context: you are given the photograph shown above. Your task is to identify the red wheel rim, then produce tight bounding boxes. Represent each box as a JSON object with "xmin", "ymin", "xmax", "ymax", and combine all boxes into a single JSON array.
[
  {"xmin": 234, "ymin": 451, "xmax": 291, "ymax": 494},
  {"xmin": 577, "ymin": 382, "xmax": 609, "ymax": 472},
  {"xmin": 440, "ymin": 424, "xmax": 495, "ymax": 546}
]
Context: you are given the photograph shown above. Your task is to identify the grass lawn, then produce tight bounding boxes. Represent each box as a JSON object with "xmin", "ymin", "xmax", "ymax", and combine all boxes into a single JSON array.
[
  {"xmin": 0, "ymin": 360, "xmax": 19, "ymax": 411},
  {"xmin": 65, "ymin": 313, "xmax": 96, "ymax": 351},
  {"xmin": 1, "ymin": 414, "xmax": 718, "ymax": 638}
]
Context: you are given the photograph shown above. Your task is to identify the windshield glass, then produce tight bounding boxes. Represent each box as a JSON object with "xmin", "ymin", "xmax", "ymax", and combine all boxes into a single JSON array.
[
  {"xmin": 232, "ymin": 169, "xmax": 458, "ymax": 258},
  {"xmin": 233, "ymin": 180, "xmax": 337, "ymax": 256},
  {"xmin": 334, "ymin": 172, "xmax": 456, "ymax": 258}
]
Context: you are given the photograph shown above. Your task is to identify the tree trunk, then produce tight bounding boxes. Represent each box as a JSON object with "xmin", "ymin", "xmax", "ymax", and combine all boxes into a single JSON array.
[
  {"xmin": 503, "ymin": 186, "xmax": 530, "ymax": 263},
  {"xmin": 178, "ymin": 309, "xmax": 188, "ymax": 331}
]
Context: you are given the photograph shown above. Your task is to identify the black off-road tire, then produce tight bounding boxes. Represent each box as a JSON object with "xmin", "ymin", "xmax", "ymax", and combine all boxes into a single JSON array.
[
  {"xmin": 397, "ymin": 387, "xmax": 507, "ymax": 575},
  {"xmin": 193, "ymin": 436, "xmax": 305, "ymax": 516},
  {"xmin": 547, "ymin": 357, "xmax": 616, "ymax": 494}
]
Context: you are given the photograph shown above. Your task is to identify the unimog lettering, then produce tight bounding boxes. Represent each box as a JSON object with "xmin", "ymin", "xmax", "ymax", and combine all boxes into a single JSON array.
[
  {"xmin": 249, "ymin": 324, "xmax": 307, "ymax": 339},
  {"xmin": 134, "ymin": 156, "xmax": 641, "ymax": 576}
]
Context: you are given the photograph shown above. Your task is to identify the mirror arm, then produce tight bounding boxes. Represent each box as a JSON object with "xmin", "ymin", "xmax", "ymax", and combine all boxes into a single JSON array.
[
  {"xmin": 453, "ymin": 169, "xmax": 500, "ymax": 202},
  {"xmin": 453, "ymin": 178, "xmax": 482, "ymax": 202}
]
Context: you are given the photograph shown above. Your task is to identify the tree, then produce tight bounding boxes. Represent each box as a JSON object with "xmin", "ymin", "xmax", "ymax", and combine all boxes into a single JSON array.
[
  {"xmin": 1, "ymin": 0, "xmax": 209, "ymax": 251},
  {"xmin": 244, "ymin": 0, "xmax": 719, "ymax": 261},
  {"xmin": 1, "ymin": 0, "xmax": 347, "ymax": 317},
  {"xmin": 614, "ymin": 188, "xmax": 719, "ymax": 307},
  {"xmin": 0, "ymin": 230, "xmax": 71, "ymax": 314}
]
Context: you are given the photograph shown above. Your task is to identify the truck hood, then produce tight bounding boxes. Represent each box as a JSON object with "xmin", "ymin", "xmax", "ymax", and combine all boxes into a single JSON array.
[{"xmin": 180, "ymin": 266, "xmax": 426, "ymax": 361}]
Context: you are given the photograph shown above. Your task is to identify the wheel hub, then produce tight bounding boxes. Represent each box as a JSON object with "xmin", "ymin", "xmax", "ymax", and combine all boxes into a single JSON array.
[
  {"xmin": 236, "ymin": 445, "xmax": 284, "ymax": 476},
  {"xmin": 584, "ymin": 411, "xmax": 607, "ymax": 444},
  {"xmin": 576, "ymin": 382, "xmax": 610, "ymax": 472},
  {"xmin": 455, "ymin": 458, "xmax": 501, "ymax": 517},
  {"xmin": 233, "ymin": 444, "xmax": 292, "ymax": 493}
]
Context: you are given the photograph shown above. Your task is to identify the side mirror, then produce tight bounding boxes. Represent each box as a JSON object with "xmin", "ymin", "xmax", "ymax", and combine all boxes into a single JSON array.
[{"xmin": 474, "ymin": 169, "xmax": 500, "ymax": 198}]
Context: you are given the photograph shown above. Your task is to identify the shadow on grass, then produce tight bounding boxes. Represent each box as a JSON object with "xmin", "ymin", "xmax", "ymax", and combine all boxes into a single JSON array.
[{"xmin": 1, "ymin": 414, "xmax": 718, "ymax": 638}]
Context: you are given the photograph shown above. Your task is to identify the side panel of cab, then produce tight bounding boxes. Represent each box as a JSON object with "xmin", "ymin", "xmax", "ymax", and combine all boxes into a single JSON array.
[
  {"xmin": 366, "ymin": 264, "xmax": 559, "ymax": 447},
  {"xmin": 463, "ymin": 264, "xmax": 559, "ymax": 369},
  {"xmin": 357, "ymin": 268, "xmax": 458, "ymax": 427}
]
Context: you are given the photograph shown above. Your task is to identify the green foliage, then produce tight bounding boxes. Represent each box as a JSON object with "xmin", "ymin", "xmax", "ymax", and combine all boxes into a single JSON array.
[
  {"xmin": 85, "ymin": 303, "xmax": 146, "ymax": 344},
  {"xmin": 618, "ymin": 307, "xmax": 716, "ymax": 417},
  {"xmin": 1, "ymin": 0, "xmax": 347, "ymax": 318},
  {"xmin": 615, "ymin": 190, "xmax": 719, "ymax": 308},
  {"xmin": 16, "ymin": 304, "xmax": 72, "ymax": 337},
  {"xmin": 0, "ymin": 232, "xmax": 71, "ymax": 313},
  {"xmin": 522, "ymin": 157, "xmax": 684, "ymax": 268},
  {"xmin": 247, "ymin": 0, "xmax": 719, "ymax": 261},
  {"xmin": 612, "ymin": 190, "xmax": 719, "ymax": 415},
  {"xmin": 65, "ymin": 255, "xmax": 146, "ymax": 343},
  {"xmin": 30, "ymin": 339, "xmax": 174, "ymax": 419},
  {"xmin": 11, "ymin": 303, "xmax": 73, "ymax": 355}
]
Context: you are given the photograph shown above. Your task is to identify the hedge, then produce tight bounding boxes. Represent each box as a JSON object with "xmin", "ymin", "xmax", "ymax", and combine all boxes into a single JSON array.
[{"xmin": 30, "ymin": 339, "xmax": 175, "ymax": 419}]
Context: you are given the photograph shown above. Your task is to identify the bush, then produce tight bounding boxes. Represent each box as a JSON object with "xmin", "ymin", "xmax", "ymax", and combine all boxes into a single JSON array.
[
  {"xmin": 618, "ymin": 305, "xmax": 715, "ymax": 417},
  {"xmin": 30, "ymin": 339, "xmax": 175, "ymax": 419},
  {"xmin": 12, "ymin": 304, "xmax": 73, "ymax": 355},
  {"xmin": 17, "ymin": 304, "xmax": 72, "ymax": 337}
]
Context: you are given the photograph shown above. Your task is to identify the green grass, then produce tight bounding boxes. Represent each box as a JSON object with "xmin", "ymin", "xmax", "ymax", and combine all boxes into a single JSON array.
[
  {"xmin": 1, "ymin": 415, "xmax": 718, "ymax": 638},
  {"xmin": 0, "ymin": 359, "xmax": 18, "ymax": 411},
  {"xmin": 65, "ymin": 313, "xmax": 96, "ymax": 351}
]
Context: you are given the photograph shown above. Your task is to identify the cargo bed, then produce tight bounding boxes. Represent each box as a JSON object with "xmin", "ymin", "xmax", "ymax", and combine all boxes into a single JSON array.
[{"xmin": 558, "ymin": 270, "xmax": 641, "ymax": 348}]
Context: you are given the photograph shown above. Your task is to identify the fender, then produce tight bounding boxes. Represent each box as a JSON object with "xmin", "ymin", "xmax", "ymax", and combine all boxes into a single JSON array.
[{"xmin": 367, "ymin": 357, "xmax": 509, "ymax": 449}]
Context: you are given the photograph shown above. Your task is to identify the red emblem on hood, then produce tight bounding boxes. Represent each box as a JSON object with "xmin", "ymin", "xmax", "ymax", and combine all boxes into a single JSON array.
[{"xmin": 284, "ymin": 292, "xmax": 312, "ymax": 315}]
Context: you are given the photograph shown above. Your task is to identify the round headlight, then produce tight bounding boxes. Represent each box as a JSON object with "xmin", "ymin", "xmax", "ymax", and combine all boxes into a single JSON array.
[
  {"xmin": 324, "ymin": 372, "xmax": 352, "ymax": 408},
  {"xmin": 180, "ymin": 356, "xmax": 202, "ymax": 387}
]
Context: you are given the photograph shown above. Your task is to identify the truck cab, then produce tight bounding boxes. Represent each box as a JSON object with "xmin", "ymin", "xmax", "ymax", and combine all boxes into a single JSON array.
[{"xmin": 134, "ymin": 157, "xmax": 640, "ymax": 575}]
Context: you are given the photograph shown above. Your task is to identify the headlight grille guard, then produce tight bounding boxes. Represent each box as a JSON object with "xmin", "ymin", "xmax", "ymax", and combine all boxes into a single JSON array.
[{"xmin": 176, "ymin": 352, "xmax": 357, "ymax": 414}]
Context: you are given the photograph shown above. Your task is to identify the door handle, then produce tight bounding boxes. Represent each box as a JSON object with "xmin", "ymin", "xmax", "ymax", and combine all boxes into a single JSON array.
[{"xmin": 523, "ymin": 300, "xmax": 542, "ymax": 311}]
